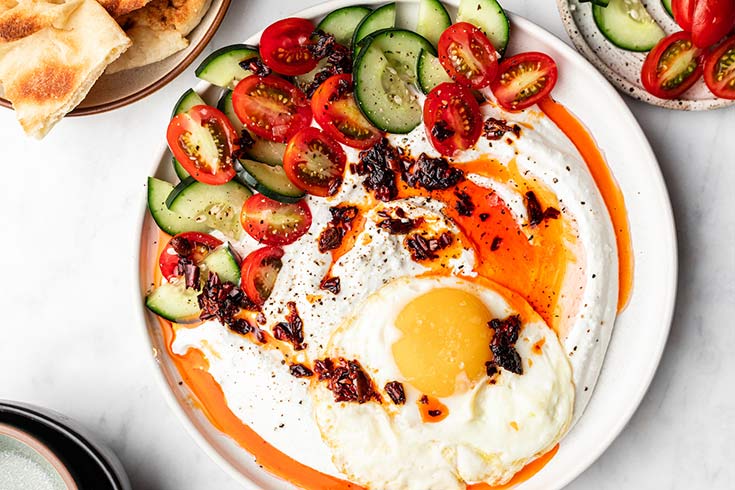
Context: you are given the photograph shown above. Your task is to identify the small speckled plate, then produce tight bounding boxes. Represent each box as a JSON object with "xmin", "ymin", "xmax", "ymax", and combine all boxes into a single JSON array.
[
  {"xmin": 557, "ymin": 0, "xmax": 735, "ymax": 110},
  {"xmin": 0, "ymin": 0, "xmax": 230, "ymax": 116}
]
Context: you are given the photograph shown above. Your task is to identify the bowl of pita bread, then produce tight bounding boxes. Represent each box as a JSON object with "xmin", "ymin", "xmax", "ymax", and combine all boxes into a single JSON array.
[{"xmin": 0, "ymin": 0, "xmax": 230, "ymax": 139}]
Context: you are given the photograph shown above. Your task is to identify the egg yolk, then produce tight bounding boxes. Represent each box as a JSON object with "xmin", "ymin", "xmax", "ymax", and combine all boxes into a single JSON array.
[{"xmin": 392, "ymin": 288, "xmax": 493, "ymax": 398}]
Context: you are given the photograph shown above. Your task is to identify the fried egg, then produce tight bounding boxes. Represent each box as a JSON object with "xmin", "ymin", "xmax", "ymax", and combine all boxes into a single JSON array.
[{"xmin": 310, "ymin": 275, "xmax": 574, "ymax": 490}]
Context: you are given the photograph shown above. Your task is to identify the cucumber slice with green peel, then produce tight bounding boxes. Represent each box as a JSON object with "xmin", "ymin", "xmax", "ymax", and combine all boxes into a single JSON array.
[
  {"xmin": 166, "ymin": 178, "xmax": 253, "ymax": 240},
  {"xmin": 354, "ymin": 29, "xmax": 434, "ymax": 133},
  {"xmin": 195, "ymin": 44, "xmax": 260, "ymax": 89},
  {"xmin": 201, "ymin": 247, "xmax": 241, "ymax": 285},
  {"xmin": 417, "ymin": 0, "xmax": 451, "ymax": 47},
  {"xmin": 417, "ymin": 49, "xmax": 452, "ymax": 94},
  {"xmin": 217, "ymin": 90, "xmax": 286, "ymax": 165},
  {"xmin": 146, "ymin": 281, "xmax": 202, "ymax": 324},
  {"xmin": 173, "ymin": 159, "xmax": 190, "ymax": 180},
  {"xmin": 294, "ymin": 58, "xmax": 329, "ymax": 94},
  {"xmin": 148, "ymin": 177, "xmax": 210, "ymax": 236},
  {"xmin": 593, "ymin": 0, "xmax": 665, "ymax": 52},
  {"xmin": 353, "ymin": 3, "xmax": 396, "ymax": 48},
  {"xmin": 171, "ymin": 89, "xmax": 206, "ymax": 180},
  {"xmin": 172, "ymin": 89, "xmax": 205, "ymax": 119},
  {"xmin": 236, "ymin": 159, "xmax": 305, "ymax": 204},
  {"xmin": 318, "ymin": 5, "xmax": 372, "ymax": 46},
  {"xmin": 456, "ymin": 0, "xmax": 510, "ymax": 55},
  {"xmin": 579, "ymin": 0, "xmax": 610, "ymax": 6},
  {"xmin": 662, "ymin": 0, "xmax": 672, "ymax": 16}
]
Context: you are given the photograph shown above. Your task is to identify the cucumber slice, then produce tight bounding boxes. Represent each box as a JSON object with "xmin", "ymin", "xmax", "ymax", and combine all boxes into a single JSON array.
[
  {"xmin": 148, "ymin": 177, "xmax": 210, "ymax": 236},
  {"xmin": 217, "ymin": 90, "xmax": 286, "ymax": 165},
  {"xmin": 294, "ymin": 58, "xmax": 329, "ymax": 93},
  {"xmin": 201, "ymin": 247, "xmax": 241, "ymax": 285},
  {"xmin": 318, "ymin": 5, "xmax": 372, "ymax": 46},
  {"xmin": 167, "ymin": 178, "xmax": 252, "ymax": 240},
  {"xmin": 662, "ymin": 0, "xmax": 672, "ymax": 16},
  {"xmin": 456, "ymin": 0, "xmax": 510, "ymax": 55},
  {"xmin": 579, "ymin": 0, "xmax": 610, "ymax": 5},
  {"xmin": 593, "ymin": 0, "xmax": 665, "ymax": 52},
  {"xmin": 237, "ymin": 159, "xmax": 305, "ymax": 203},
  {"xmin": 171, "ymin": 89, "xmax": 206, "ymax": 180},
  {"xmin": 417, "ymin": 0, "xmax": 451, "ymax": 47},
  {"xmin": 354, "ymin": 29, "xmax": 434, "ymax": 133},
  {"xmin": 353, "ymin": 3, "xmax": 396, "ymax": 47},
  {"xmin": 172, "ymin": 89, "xmax": 205, "ymax": 119},
  {"xmin": 417, "ymin": 49, "xmax": 452, "ymax": 94},
  {"xmin": 146, "ymin": 281, "xmax": 201, "ymax": 324},
  {"xmin": 195, "ymin": 44, "xmax": 260, "ymax": 89}
]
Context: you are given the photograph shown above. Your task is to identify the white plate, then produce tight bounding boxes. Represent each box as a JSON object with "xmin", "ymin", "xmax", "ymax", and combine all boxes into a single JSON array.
[
  {"xmin": 136, "ymin": 1, "xmax": 677, "ymax": 488},
  {"xmin": 556, "ymin": 0, "xmax": 735, "ymax": 111}
]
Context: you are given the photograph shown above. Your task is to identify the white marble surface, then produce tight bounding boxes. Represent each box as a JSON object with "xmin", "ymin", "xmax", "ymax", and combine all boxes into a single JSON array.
[{"xmin": 0, "ymin": 0, "xmax": 733, "ymax": 488}]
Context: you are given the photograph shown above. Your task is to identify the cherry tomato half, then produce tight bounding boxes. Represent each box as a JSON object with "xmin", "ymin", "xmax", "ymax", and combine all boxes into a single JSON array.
[
  {"xmin": 438, "ymin": 22, "xmax": 499, "ymax": 89},
  {"xmin": 232, "ymin": 75, "xmax": 313, "ymax": 143},
  {"xmin": 423, "ymin": 82, "xmax": 482, "ymax": 157},
  {"xmin": 240, "ymin": 246, "xmax": 284, "ymax": 305},
  {"xmin": 166, "ymin": 105, "xmax": 238, "ymax": 185},
  {"xmin": 673, "ymin": 0, "xmax": 735, "ymax": 48},
  {"xmin": 673, "ymin": 0, "xmax": 695, "ymax": 31},
  {"xmin": 704, "ymin": 35, "xmax": 735, "ymax": 99},
  {"xmin": 490, "ymin": 52, "xmax": 558, "ymax": 111},
  {"xmin": 312, "ymin": 74, "xmax": 383, "ymax": 149},
  {"xmin": 642, "ymin": 31, "xmax": 705, "ymax": 99},
  {"xmin": 283, "ymin": 127, "xmax": 347, "ymax": 197},
  {"xmin": 260, "ymin": 18, "xmax": 317, "ymax": 76},
  {"xmin": 240, "ymin": 194, "xmax": 313, "ymax": 245},
  {"xmin": 159, "ymin": 232, "xmax": 223, "ymax": 281}
]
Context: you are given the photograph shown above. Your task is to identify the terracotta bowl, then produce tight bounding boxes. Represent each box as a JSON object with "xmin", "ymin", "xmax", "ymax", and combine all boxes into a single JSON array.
[{"xmin": 0, "ymin": 0, "xmax": 231, "ymax": 116}]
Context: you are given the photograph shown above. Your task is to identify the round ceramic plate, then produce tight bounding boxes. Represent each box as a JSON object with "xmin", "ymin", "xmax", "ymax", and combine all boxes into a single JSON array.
[
  {"xmin": 0, "ymin": 0, "xmax": 230, "ymax": 116},
  {"xmin": 136, "ymin": 1, "xmax": 677, "ymax": 488},
  {"xmin": 557, "ymin": 0, "xmax": 735, "ymax": 110}
]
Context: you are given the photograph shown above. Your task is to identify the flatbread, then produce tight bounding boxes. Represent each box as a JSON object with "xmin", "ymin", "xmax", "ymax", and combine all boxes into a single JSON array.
[
  {"xmin": 0, "ymin": 0, "xmax": 131, "ymax": 138},
  {"xmin": 106, "ymin": 0, "xmax": 211, "ymax": 74},
  {"xmin": 96, "ymin": 0, "xmax": 152, "ymax": 17}
]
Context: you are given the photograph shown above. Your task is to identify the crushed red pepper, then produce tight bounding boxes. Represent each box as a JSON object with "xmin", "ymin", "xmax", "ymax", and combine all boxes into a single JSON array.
[
  {"xmin": 487, "ymin": 315, "xmax": 523, "ymax": 375},
  {"xmin": 385, "ymin": 381, "xmax": 406, "ymax": 405},
  {"xmin": 314, "ymin": 358, "xmax": 382, "ymax": 404},
  {"xmin": 525, "ymin": 191, "xmax": 561, "ymax": 227},
  {"xmin": 483, "ymin": 117, "xmax": 521, "ymax": 140},
  {"xmin": 405, "ymin": 232, "xmax": 453, "ymax": 261},
  {"xmin": 273, "ymin": 301, "xmax": 306, "ymax": 351}
]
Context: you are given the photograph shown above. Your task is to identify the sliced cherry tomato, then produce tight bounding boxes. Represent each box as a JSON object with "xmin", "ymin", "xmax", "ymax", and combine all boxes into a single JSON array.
[
  {"xmin": 704, "ymin": 35, "xmax": 735, "ymax": 99},
  {"xmin": 673, "ymin": 0, "xmax": 695, "ymax": 31},
  {"xmin": 423, "ymin": 82, "xmax": 482, "ymax": 157},
  {"xmin": 232, "ymin": 75, "xmax": 312, "ymax": 143},
  {"xmin": 260, "ymin": 18, "xmax": 317, "ymax": 76},
  {"xmin": 642, "ymin": 31, "xmax": 705, "ymax": 99},
  {"xmin": 283, "ymin": 127, "xmax": 347, "ymax": 197},
  {"xmin": 240, "ymin": 194, "xmax": 312, "ymax": 245},
  {"xmin": 490, "ymin": 52, "xmax": 558, "ymax": 111},
  {"xmin": 438, "ymin": 22, "xmax": 499, "ymax": 89},
  {"xmin": 240, "ymin": 246, "xmax": 284, "ymax": 305},
  {"xmin": 159, "ymin": 232, "xmax": 223, "ymax": 281},
  {"xmin": 166, "ymin": 105, "xmax": 238, "ymax": 185},
  {"xmin": 312, "ymin": 74, "xmax": 383, "ymax": 149}
]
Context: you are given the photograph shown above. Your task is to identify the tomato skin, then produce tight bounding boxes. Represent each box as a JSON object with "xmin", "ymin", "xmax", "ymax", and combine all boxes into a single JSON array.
[
  {"xmin": 260, "ymin": 18, "xmax": 317, "ymax": 76},
  {"xmin": 240, "ymin": 194, "xmax": 313, "ymax": 245},
  {"xmin": 642, "ymin": 31, "xmax": 705, "ymax": 99},
  {"xmin": 692, "ymin": 0, "xmax": 735, "ymax": 48},
  {"xmin": 311, "ymin": 74, "xmax": 383, "ymax": 149},
  {"xmin": 167, "ymin": 105, "xmax": 238, "ymax": 185},
  {"xmin": 673, "ymin": 0, "xmax": 695, "ymax": 31},
  {"xmin": 159, "ymin": 232, "xmax": 223, "ymax": 281},
  {"xmin": 232, "ymin": 75, "xmax": 313, "ymax": 143},
  {"xmin": 490, "ymin": 52, "xmax": 558, "ymax": 111},
  {"xmin": 283, "ymin": 127, "xmax": 347, "ymax": 197},
  {"xmin": 438, "ymin": 22, "xmax": 499, "ymax": 89},
  {"xmin": 704, "ymin": 35, "xmax": 735, "ymax": 99},
  {"xmin": 423, "ymin": 82, "xmax": 482, "ymax": 157},
  {"xmin": 240, "ymin": 246, "xmax": 285, "ymax": 305}
]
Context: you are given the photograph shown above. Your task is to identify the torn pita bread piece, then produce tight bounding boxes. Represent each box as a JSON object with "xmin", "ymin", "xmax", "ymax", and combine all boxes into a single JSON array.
[
  {"xmin": 96, "ymin": 0, "xmax": 153, "ymax": 17},
  {"xmin": 0, "ymin": 0, "xmax": 131, "ymax": 138},
  {"xmin": 107, "ymin": 0, "xmax": 212, "ymax": 74}
]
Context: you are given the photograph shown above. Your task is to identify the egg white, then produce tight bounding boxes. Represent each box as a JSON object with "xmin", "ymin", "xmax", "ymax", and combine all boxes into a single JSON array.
[{"xmin": 311, "ymin": 275, "xmax": 575, "ymax": 490}]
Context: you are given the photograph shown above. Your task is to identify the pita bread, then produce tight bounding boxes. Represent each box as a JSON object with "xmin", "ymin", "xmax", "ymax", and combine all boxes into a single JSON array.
[
  {"xmin": 0, "ymin": 0, "xmax": 131, "ymax": 138},
  {"xmin": 96, "ymin": 0, "xmax": 153, "ymax": 17},
  {"xmin": 106, "ymin": 0, "xmax": 211, "ymax": 74}
]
